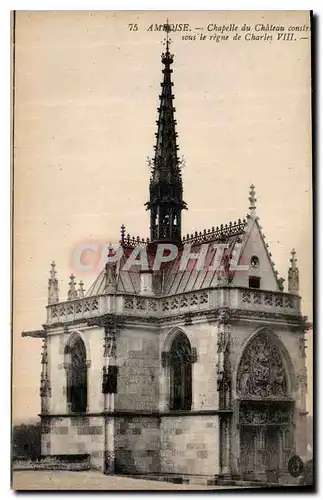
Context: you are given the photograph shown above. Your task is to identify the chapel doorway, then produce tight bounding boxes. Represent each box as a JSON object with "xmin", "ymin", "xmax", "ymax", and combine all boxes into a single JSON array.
[
  {"xmin": 239, "ymin": 401, "xmax": 294, "ymax": 481},
  {"xmin": 240, "ymin": 424, "xmax": 281, "ymax": 480},
  {"xmin": 236, "ymin": 330, "xmax": 295, "ymax": 482}
]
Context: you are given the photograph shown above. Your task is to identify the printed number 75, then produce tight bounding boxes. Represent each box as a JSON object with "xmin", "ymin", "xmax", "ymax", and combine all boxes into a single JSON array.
[{"xmin": 128, "ymin": 24, "xmax": 138, "ymax": 31}]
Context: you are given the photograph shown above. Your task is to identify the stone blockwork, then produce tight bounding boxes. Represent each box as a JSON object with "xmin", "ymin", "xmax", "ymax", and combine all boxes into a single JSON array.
[
  {"xmin": 114, "ymin": 416, "xmax": 160, "ymax": 474},
  {"xmin": 115, "ymin": 327, "xmax": 160, "ymax": 411},
  {"xmin": 160, "ymin": 415, "xmax": 219, "ymax": 476},
  {"xmin": 47, "ymin": 416, "xmax": 105, "ymax": 471},
  {"xmin": 40, "ymin": 294, "xmax": 307, "ymax": 484}
]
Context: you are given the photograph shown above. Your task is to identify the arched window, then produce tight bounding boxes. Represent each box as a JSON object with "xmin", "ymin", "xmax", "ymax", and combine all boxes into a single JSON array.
[
  {"xmin": 169, "ymin": 333, "xmax": 192, "ymax": 411},
  {"xmin": 65, "ymin": 336, "xmax": 88, "ymax": 413}
]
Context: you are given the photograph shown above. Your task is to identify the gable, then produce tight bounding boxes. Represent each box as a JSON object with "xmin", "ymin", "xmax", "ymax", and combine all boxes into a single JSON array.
[{"xmin": 231, "ymin": 219, "xmax": 280, "ymax": 291}]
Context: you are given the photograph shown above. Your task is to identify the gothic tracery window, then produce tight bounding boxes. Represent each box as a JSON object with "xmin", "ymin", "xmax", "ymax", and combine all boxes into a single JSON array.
[
  {"xmin": 169, "ymin": 333, "xmax": 192, "ymax": 411},
  {"xmin": 65, "ymin": 336, "xmax": 88, "ymax": 413}
]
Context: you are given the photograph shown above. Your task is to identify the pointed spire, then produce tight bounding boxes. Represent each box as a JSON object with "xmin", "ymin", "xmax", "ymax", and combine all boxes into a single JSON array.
[
  {"xmin": 67, "ymin": 274, "xmax": 78, "ymax": 300},
  {"xmin": 145, "ymin": 21, "xmax": 187, "ymax": 245},
  {"xmin": 105, "ymin": 263, "xmax": 117, "ymax": 293},
  {"xmin": 48, "ymin": 261, "xmax": 59, "ymax": 305},
  {"xmin": 154, "ymin": 21, "xmax": 178, "ymax": 178},
  {"xmin": 248, "ymin": 184, "xmax": 257, "ymax": 217},
  {"xmin": 288, "ymin": 248, "xmax": 299, "ymax": 294},
  {"xmin": 78, "ymin": 280, "xmax": 85, "ymax": 298}
]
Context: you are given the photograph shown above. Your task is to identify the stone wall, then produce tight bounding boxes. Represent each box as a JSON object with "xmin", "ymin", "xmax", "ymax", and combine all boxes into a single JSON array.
[
  {"xmin": 115, "ymin": 326, "xmax": 159, "ymax": 411},
  {"xmin": 160, "ymin": 415, "xmax": 219, "ymax": 476},
  {"xmin": 44, "ymin": 416, "xmax": 105, "ymax": 471},
  {"xmin": 114, "ymin": 416, "xmax": 160, "ymax": 474},
  {"xmin": 43, "ymin": 306, "xmax": 307, "ymax": 480}
]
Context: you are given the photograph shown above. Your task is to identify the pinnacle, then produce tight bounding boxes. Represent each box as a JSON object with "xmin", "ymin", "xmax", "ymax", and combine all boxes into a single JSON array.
[{"xmin": 248, "ymin": 184, "xmax": 257, "ymax": 216}]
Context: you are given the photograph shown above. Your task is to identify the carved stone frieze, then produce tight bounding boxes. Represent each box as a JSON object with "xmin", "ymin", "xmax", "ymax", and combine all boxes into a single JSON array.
[
  {"xmin": 239, "ymin": 402, "xmax": 293, "ymax": 425},
  {"xmin": 232, "ymin": 309, "xmax": 301, "ymax": 324}
]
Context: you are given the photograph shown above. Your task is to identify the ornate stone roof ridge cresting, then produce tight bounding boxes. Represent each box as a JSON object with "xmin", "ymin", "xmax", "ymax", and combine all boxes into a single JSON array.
[
  {"xmin": 120, "ymin": 225, "xmax": 149, "ymax": 247},
  {"xmin": 182, "ymin": 219, "xmax": 248, "ymax": 245}
]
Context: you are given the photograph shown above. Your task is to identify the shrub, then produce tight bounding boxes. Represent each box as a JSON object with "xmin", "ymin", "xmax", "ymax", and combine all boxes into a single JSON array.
[{"xmin": 12, "ymin": 422, "xmax": 41, "ymax": 462}]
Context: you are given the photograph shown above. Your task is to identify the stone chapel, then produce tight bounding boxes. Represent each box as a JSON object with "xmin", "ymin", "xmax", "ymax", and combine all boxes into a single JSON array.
[{"xmin": 22, "ymin": 31, "xmax": 309, "ymax": 485}]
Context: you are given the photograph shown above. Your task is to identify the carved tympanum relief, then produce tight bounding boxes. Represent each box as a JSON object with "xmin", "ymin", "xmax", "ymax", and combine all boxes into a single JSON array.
[{"xmin": 237, "ymin": 332, "xmax": 289, "ymax": 398}]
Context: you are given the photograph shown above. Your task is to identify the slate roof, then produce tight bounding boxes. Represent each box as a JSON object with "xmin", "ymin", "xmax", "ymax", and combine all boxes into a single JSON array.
[{"xmin": 85, "ymin": 218, "xmax": 249, "ymax": 297}]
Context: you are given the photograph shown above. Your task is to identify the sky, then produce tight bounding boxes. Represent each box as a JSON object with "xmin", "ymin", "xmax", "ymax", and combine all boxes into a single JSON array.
[{"xmin": 12, "ymin": 10, "xmax": 312, "ymax": 422}]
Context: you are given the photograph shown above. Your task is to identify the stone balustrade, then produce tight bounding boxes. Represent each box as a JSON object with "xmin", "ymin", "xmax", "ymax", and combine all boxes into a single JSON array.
[
  {"xmin": 46, "ymin": 287, "xmax": 301, "ymax": 325},
  {"xmin": 47, "ymin": 295, "xmax": 105, "ymax": 324}
]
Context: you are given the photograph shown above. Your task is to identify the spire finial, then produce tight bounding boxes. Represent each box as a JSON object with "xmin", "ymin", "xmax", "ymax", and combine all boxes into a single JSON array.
[
  {"xmin": 248, "ymin": 184, "xmax": 257, "ymax": 216},
  {"xmin": 48, "ymin": 261, "xmax": 59, "ymax": 305},
  {"xmin": 163, "ymin": 19, "xmax": 172, "ymax": 53},
  {"xmin": 67, "ymin": 274, "xmax": 78, "ymax": 300},
  {"xmin": 161, "ymin": 20, "xmax": 174, "ymax": 66},
  {"xmin": 288, "ymin": 248, "xmax": 299, "ymax": 294},
  {"xmin": 78, "ymin": 280, "xmax": 85, "ymax": 298}
]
